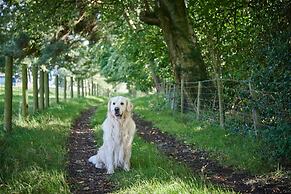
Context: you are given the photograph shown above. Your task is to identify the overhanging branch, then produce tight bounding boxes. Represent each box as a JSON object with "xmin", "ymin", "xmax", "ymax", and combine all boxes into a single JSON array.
[{"xmin": 139, "ymin": 11, "xmax": 160, "ymax": 26}]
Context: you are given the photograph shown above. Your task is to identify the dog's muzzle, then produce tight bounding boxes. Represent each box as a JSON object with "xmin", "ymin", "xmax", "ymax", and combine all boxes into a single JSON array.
[{"xmin": 114, "ymin": 107, "xmax": 122, "ymax": 118}]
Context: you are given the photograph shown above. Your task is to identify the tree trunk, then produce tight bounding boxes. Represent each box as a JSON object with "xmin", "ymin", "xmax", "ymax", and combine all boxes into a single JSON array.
[
  {"xmin": 81, "ymin": 79, "xmax": 84, "ymax": 97},
  {"xmin": 70, "ymin": 76, "xmax": 74, "ymax": 98},
  {"xmin": 96, "ymin": 84, "xmax": 99, "ymax": 96},
  {"xmin": 4, "ymin": 56, "xmax": 13, "ymax": 131},
  {"xmin": 32, "ymin": 65, "xmax": 39, "ymax": 113},
  {"xmin": 87, "ymin": 79, "xmax": 90, "ymax": 96},
  {"xmin": 21, "ymin": 63, "xmax": 28, "ymax": 118},
  {"xmin": 55, "ymin": 74, "xmax": 59, "ymax": 103},
  {"xmin": 148, "ymin": 61, "xmax": 164, "ymax": 92},
  {"xmin": 91, "ymin": 78, "xmax": 94, "ymax": 96},
  {"xmin": 140, "ymin": 0, "xmax": 208, "ymax": 99},
  {"xmin": 44, "ymin": 71, "xmax": 49, "ymax": 108},
  {"xmin": 39, "ymin": 69, "xmax": 44, "ymax": 110},
  {"xmin": 64, "ymin": 76, "xmax": 67, "ymax": 101},
  {"xmin": 158, "ymin": 0, "xmax": 207, "ymax": 82},
  {"xmin": 77, "ymin": 78, "xmax": 80, "ymax": 97}
]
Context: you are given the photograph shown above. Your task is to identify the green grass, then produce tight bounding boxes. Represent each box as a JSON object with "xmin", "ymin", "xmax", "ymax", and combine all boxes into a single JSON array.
[
  {"xmin": 132, "ymin": 95, "xmax": 269, "ymax": 174},
  {"xmin": 0, "ymin": 97, "xmax": 105, "ymax": 193},
  {"xmin": 0, "ymin": 86, "xmax": 78, "ymax": 137},
  {"xmin": 91, "ymin": 103, "xmax": 233, "ymax": 193}
]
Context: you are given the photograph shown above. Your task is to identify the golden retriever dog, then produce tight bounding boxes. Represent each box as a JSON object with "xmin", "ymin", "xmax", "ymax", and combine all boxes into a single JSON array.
[{"xmin": 89, "ymin": 96, "xmax": 136, "ymax": 174}]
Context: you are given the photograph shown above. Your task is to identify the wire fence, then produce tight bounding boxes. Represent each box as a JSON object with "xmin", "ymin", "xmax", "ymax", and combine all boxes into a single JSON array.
[{"xmin": 163, "ymin": 78, "xmax": 290, "ymax": 135}]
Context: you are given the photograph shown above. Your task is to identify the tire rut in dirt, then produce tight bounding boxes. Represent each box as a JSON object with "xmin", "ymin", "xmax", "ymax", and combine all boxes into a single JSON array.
[
  {"xmin": 67, "ymin": 107, "xmax": 114, "ymax": 194},
  {"xmin": 133, "ymin": 114, "xmax": 291, "ymax": 194}
]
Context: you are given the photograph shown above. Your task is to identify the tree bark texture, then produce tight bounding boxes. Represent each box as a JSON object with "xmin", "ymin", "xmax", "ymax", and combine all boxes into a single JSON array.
[
  {"xmin": 4, "ymin": 56, "xmax": 13, "ymax": 131},
  {"xmin": 157, "ymin": 0, "xmax": 208, "ymax": 82},
  {"xmin": 140, "ymin": 0, "xmax": 209, "ymax": 103}
]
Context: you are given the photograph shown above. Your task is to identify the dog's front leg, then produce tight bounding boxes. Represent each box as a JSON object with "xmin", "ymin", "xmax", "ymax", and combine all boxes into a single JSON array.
[
  {"xmin": 105, "ymin": 144, "xmax": 114, "ymax": 174},
  {"xmin": 123, "ymin": 144, "xmax": 132, "ymax": 171}
]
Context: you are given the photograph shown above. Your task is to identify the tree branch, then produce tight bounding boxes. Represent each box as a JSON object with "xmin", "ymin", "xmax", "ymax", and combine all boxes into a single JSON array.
[{"xmin": 139, "ymin": 11, "xmax": 160, "ymax": 26}]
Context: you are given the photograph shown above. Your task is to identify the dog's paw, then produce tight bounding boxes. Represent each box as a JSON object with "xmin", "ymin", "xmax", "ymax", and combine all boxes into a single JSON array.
[
  {"xmin": 95, "ymin": 162, "xmax": 103, "ymax": 169},
  {"xmin": 88, "ymin": 155, "xmax": 97, "ymax": 164},
  {"xmin": 123, "ymin": 163, "xmax": 130, "ymax": 171},
  {"xmin": 106, "ymin": 168, "xmax": 114, "ymax": 174}
]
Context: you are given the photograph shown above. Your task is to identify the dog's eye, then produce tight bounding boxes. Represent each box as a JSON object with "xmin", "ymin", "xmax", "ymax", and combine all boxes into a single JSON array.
[
  {"xmin": 120, "ymin": 102, "xmax": 124, "ymax": 105},
  {"xmin": 113, "ymin": 102, "xmax": 116, "ymax": 105}
]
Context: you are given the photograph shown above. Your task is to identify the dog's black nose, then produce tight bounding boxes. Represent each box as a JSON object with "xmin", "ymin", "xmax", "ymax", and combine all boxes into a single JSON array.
[{"xmin": 114, "ymin": 107, "xmax": 120, "ymax": 112}]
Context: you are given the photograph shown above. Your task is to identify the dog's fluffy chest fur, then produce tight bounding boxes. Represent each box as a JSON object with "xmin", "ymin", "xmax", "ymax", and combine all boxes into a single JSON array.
[{"xmin": 103, "ymin": 116, "xmax": 135, "ymax": 144}]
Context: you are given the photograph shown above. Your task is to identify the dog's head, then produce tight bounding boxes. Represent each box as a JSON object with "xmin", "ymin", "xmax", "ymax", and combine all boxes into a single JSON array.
[{"xmin": 108, "ymin": 96, "xmax": 133, "ymax": 119}]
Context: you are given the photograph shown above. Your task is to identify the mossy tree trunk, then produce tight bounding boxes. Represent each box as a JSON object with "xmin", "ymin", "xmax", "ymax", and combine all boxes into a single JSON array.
[
  {"xmin": 4, "ymin": 56, "xmax": 13, "ymax": 131},
  {"xmin": 70, "ymin": 76, "xmax": 74, "ymax": 98},
  {"xmin": 140, "ymin": 0, "xmax": 209, "ymax": 101},
  {"xmin": 55, "ymin": 74, "xmax": 59, "ymax": 103},
  {"xmin": 39, "ymin": 69, "xmax": 44, "ymax": 110},
  {"xmin": 32, "ymin": 65, "xmax": 38, "ymax": 113},
  {"xmin": 44, "ymin": 71, "xmax": 49, "ymax": 108},
  {"xmin": 21, "ymin": 63, "xmax": 28, "ymax": 118}
]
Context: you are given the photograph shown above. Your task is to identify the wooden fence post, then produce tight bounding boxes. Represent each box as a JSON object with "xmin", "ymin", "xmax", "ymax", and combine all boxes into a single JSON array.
[
  {"xmin": 44, "ymin": 71, "xmax": 49, "ymax": 108},
  {"xmin": 21, "ymin": 63, "xmax": 28, "ymax": 118},
  {"xmin": 81, "ymin": 79, "xmax": 84, "ymax": 97},
  {"xmin": 217, "ymin": 78, "xmax": 224, "ymax": 128},
  {"xmin": 196, "ymin": 81, "xmax": 201, "ymax": 120},
  {"xmin": 171, "ymin": 84, "xmax": 176, "ymax": 110},
  {"xmin": 70, "ymin": 76, "xmax": 74, "ymax": 98},
  {"xmin": 64, "ymin": 76, "xmax": 67, "ymax": 101},
  {"xmin": 180, "ymin": 77, "xmax": 184, "ymax": 114},
  {"xmin": 77, "ymin": 78, "xmax": 80, "ymax": 98},
  {"xmin": 248, "ymin": 81, "xmax": 258, "ymax": 135},
  {"xmin": 32, "ymin": 65, "xmax": 38, "ymax": 112},
  {"xmin": 4, "ymin": 56, "xmax": 13, "ymax": 131},
  {"xmin": 91, "ymin": 78, "xmax": 94, "ymax": 96},
  {"xmin": 39, "ymin": 69, "xmax": 44, "ymax": 110},
  {"xmin": 96, "ymin": 84, "xmax": 99, "ymax": 96},
  {"xmin": 55, "ymin": 74, "xmax": 59, "ymax": 103}
]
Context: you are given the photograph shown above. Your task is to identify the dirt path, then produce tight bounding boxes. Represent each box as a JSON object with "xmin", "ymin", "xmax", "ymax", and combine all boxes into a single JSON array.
[
  {"xmin": 67, "ymin": 107, "xmax": 114, "ymax": 194},
  {"xmin": 134, "ymin": 115, "xmax": 291, "ymax": 194},
  {"xmin": 65, "ymin": 107, "xmax": 290, "ymax": 193}
]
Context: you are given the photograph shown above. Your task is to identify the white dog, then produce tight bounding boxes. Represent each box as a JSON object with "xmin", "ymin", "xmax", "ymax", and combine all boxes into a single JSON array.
[{"xmin": 89, "ymin": 96, "xmax": 136, "ymax": 174}]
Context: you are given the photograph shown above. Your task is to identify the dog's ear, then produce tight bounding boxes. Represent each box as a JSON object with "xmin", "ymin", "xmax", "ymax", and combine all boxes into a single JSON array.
[
  {"xmin": 126, "ymin": 99, "xmax": 133, "ymax": 113},
  {"xmin": 107, "ymin": 99, "xmax": 111, "ymax": 112}
]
